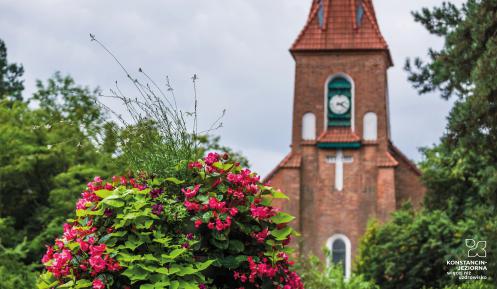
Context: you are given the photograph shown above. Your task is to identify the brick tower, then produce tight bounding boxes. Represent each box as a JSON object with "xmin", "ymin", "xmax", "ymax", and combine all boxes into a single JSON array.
[{"xmin": 265, "ymin": 0, "xmax": 425, "ymax": 277}]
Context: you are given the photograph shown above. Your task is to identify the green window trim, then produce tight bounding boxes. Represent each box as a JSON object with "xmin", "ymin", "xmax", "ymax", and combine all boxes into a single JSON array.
[{"xmin": 317, "ymin": 142, "xmax": 361, "ymax": 149}]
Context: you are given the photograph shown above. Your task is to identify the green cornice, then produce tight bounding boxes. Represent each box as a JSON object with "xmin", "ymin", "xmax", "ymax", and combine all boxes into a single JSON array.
[{"xmin": 317, "ymin": 142, "xmax": 361, "ymax": 149}]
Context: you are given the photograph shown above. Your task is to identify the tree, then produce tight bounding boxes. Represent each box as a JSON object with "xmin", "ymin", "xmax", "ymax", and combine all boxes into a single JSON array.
[
  {"xmin": 0, "ymin": 39, "xmax": 24, "ymax": 101},
  {"xmin": 355, "ymin": 206, "xmax": 483, "ymax": 289},
  {"xmin": 357, "ymin": 1, "xmax": 497, "ymax": 288}
]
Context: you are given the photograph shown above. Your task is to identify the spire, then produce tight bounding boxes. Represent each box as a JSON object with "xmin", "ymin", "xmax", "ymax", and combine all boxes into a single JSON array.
[{"xmin": 291, "ymin": 0, "xmax": 390, "ymax": 56}]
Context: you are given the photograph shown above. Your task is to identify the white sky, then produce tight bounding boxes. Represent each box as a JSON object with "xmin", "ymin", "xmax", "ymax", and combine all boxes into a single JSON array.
[{"xmin": 0, "ymin": 0, "xmax": 465, "ymax": 176}]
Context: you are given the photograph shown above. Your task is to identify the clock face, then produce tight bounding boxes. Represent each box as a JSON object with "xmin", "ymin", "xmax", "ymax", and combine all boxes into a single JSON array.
[{"xmin": 329, "ymin": 95, "xmax": 351, "ymax": 115}]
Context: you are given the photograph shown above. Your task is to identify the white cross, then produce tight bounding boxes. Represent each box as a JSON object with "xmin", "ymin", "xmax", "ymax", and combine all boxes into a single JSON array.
[{"xmin": 326, "ymin": 150, "xmax": 353, "ymax": 191}]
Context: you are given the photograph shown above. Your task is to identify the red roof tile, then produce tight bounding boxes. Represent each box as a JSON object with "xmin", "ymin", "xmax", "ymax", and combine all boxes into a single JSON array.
[
  {"xmin": 377, "ymin": 151, "xmax": 399, "ymax": 168},
  {"xmin": 264, "ymin": 152, "xmax": 301, "ymax": 183},
  {"xmin": 291, "ymin": 0, "xmax": 390, "ymax": 53},
  {"xmin": 388, "ymin": 141, "xmax": 422, "ymax": 175},
  {"xmin": 317, "ymin": 127, "xmax": 361, "ymax": 143}
]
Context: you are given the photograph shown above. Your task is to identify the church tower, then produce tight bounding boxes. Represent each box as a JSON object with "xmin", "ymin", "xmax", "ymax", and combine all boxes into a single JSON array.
[{"xmin": 265, "ymin": 0, "xmax": 425, "ymax": 277}]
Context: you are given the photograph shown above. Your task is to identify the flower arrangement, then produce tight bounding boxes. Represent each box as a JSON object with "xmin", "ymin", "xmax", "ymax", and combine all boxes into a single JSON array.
[{"xmin": 38, "ymin": 152, "xmax": 303, "ymax": 289}]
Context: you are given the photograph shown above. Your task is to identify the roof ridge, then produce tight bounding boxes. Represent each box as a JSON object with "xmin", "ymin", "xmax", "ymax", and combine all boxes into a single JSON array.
[
  {"xmin": 361, "ymin": 0, "xmax": 388, "ymax": 47},
  {"xmin": 291, "ymin": 1, "xmax": 320, "ymax": 50}
]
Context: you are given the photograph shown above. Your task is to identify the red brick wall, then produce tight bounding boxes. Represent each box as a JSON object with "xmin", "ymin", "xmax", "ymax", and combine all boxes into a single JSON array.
[{"xmin": 266, "ymin": 49, "xmax": 425, "ymax": 263}]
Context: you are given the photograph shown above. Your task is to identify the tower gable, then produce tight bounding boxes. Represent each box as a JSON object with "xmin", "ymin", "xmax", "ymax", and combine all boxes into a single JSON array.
[
  {"xmin": 291, "ymin": 0, "xmax": 392, "ymax": 65},
  {"xmin": 265, "ymin": 0, "xmax": 425, "ymax": 267}
]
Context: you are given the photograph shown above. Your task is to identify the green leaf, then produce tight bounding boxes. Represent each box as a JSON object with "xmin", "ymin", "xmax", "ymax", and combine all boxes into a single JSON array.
[
  {"xmin": 162, "ymin": 248, "xmax": 186, "ymax": 260},
  {"xmin": 271, "ymin": 212, "xmax": 295, "ymax": 224},
  {"xmin": 217, "ymin": 255, "xmax": 246, "ymax": 269},
  {"xmin": 76, "ymin": 207, "xmax": 104, "ymax": 217},
  {"xmin": 154, "ymin": 237, "xmax": 172, "ymax": 246},
  {"xmin": 136, "ymin": 219, "xmax": 154, "ymax": 229},
  {"xmin": 95, "ymin": 189, "xmax": 113, "ymax": 199},
  {"xmin": 125, "ymin": 237, "xmax": 144, "ymax": 251},
  {"xmin": 74, "ymin": 279, "xmax": 93, "ymax": 288},
  {"xmin": 272, "ymin": 190, "xmax": 289, "ymax": 199},
  {"xmin": 196, "ymin": 259, "xmax": 215, "ymax": 271},
  {"xmin": 36, "ymin": 272, "xmax": 58, "ymax": 289},
  {"xmin": 261, "ymin": 195, "xmax": 272, "ymax": 206},
  {"xmin": 271, "ymin": 226, "xmax": 293, "ymax": 240},
  {"xmin": 201, "ymin": 211, "xmax": 213, "ymax": 222},
  {"xmin": 58, "ymin": 281, "xmax": 74, "ymax": 288},
  {"xmin": 102, "ymin": 199, "xmax": 125, "ymax": 208},
  {"xmin": 122, "ymin": 266, "xmax": 150, "ymax": 283},
  {"xmin": 174, "ymin": 265, "xmax": 196, "ymax": 276},
  {"xmin": 209, "ymin": 237, "xmax": 229, "ymax": 249},
  {"xmin": 170, "ymin": 281, "xmax": 179, "ymax": 289},
  {"xmin": 228, "ymin": 239, "xmax": 245, "ymax": 253},
  {"xmin": 165, "ymin": 177, "xmax": 184, "ymax": 185}
]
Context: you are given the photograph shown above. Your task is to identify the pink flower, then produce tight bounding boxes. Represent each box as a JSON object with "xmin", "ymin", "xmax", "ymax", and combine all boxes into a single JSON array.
[
  {"xmin": 77, "ymin": 239, "xmax": 89, "ymax": 252},
  {"xmin": 41, "ymin": 246, "xmax": 54, "ymax": 263},
  {"xmin": 89, "ymin": 255, "xmax": 106, "ymax": 274},
  {"xmin": 182, "ymin": 184, "xmax": 200, "ymax": 199},
  {"xmin": 63, "ymin": 223, "xmax": 78, "ymax": 240},
  {"xmin": 188, "ymin": 161, "xmax": 203, "ymax": 170},
  {"xmin": 194, "ymin": 219, "xmax": 203, "ymax": 228},
  {"xmin": 184, "ymin": 200, "xmax": 200, "ymax": 212},
  {"xmin": 252, "ymin": 228, "xmax": 270, "ymax": 243},
  {"xmin": 250, "ymin": 205, "xmax": 275, "ymax": 220},
  {"xmin": 204, "ymin": 152, "xmax": 220, "ymax": 165},
  {"xmin": 76, "ymin": 198, "xmax": 89, "ymax": 210},
  {"xmin": 215, "ymin": 218, "xmax": 224, "ymax": 231},
  {"xmin": 229, "ymin": 207, "xmax": 238, "ymax": 216},
  {"xmin": 89, "ymin": 244, "xmax": 106, "ymax": 256},
  {"xmin": 92, "ymin": 278, "xmax": 105, "ymax": 289}
]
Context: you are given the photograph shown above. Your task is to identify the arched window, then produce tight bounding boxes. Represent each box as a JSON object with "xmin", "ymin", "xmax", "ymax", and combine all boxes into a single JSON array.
[
  {"xmin": 327, "ymin": 234, "xmax": 352, "ymax": 279},
  {"xmin": 327, "ymin": 76, "xmax": 352, "ymax": 128},
  {"xmin": 302, "ymin": 112, "xmax": 316, "ymax": 140},
  {"xmin": 363, "ymin": 112, "xmax": 378, "ymax": 141},
  {"xmin": 356, "ymin": 0, "xmax": 365, "ymax": 27}
]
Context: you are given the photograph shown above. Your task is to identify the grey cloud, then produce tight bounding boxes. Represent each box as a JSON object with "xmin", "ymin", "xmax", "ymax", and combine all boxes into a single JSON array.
[{"xmin": 0, "ymin": 0, "xmax": 464, "ymax": 175}]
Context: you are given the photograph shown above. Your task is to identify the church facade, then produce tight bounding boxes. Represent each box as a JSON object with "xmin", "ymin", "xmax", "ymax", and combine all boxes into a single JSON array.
[{"xmin": 265, "ymin": 0, "xmax": 425, "ymax": 278}]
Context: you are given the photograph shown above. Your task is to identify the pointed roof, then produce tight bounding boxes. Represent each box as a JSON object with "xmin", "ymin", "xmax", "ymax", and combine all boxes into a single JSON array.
[{"xmin": 291, "ymin": 0, "xmax": 391, "ymax": 61}]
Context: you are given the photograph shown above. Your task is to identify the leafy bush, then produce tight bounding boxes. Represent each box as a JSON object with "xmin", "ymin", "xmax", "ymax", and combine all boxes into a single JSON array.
[
  {"xmin": 355, "ymin": 206, "xmax": 484, "ymax": 289},
  {"xmin": 441, "ymin": 281, "xmax": 496, "ymax": 289},
  {"xmin": 38, "ymin": 153, "xmax": 303, "ymax": 289},
  {"xmin": 295, "ymin": 254, "xmax": 377, "ymax": 289}
]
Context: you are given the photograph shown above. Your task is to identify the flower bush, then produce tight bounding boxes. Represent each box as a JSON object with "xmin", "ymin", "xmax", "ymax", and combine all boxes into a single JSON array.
[{"xmin": 38, "ymin": 152, "xmax": 303, "ymax": 289}]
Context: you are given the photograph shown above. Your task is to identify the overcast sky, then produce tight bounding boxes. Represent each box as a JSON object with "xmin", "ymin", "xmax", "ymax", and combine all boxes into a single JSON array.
[{"xmin": 0, "ymin": 0, "xmax": 465, "ymax": 176}]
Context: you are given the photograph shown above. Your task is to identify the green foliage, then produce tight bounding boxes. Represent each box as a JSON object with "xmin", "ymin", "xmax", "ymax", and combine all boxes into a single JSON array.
[
  {"xmin": 0, "ymin": 38, "xmax": 24, "ymax": 101},
  {"xmin": 356, "ymin": 207, "xmax": 480, "ymax": 289},
  {"xmin": 295, "ymin": 254, "xmax": 377, "ymax": 289},
  {"xmin": 442, "ymin": 281, "xmax": 496, "ymax": 289},
  {"xmin": 38, "ymin": 156, "xmax": 303, "ymax": 288},
  {"xmin": 38, "ymin": 179, "xmax": 211, "ymax": 288},
  {"xmin": 357, "ymin": 1, "xmax": 497, "ymax": 288},
  {"xmin": 0, "ymin": 218, "xmax": 36, "ymax": 289}
]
